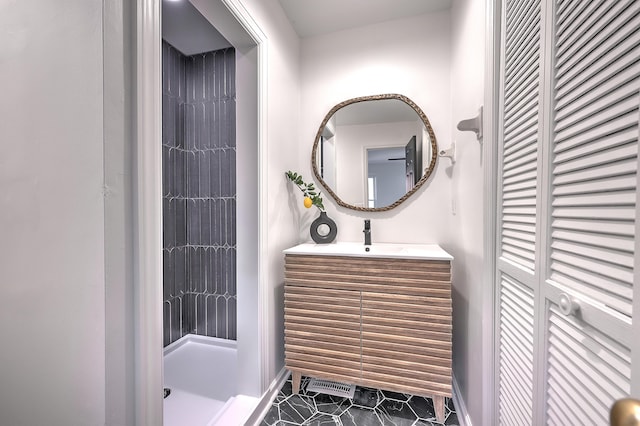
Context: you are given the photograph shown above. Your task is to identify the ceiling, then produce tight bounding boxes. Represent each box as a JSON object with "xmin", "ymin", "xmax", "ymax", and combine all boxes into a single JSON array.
[
  {"xmin": 162, "ymin": 0, "xmax": 452, "ymax": 55},
  {"xmin": 335, "ymin": 99, "xmax": 420, "ymax": 126},
  {"xmin": 277, "ymin": 0, "xmax": 452, "ymax": 38},
  {"xmin": 162, "ymin": 0, "xmax": 231, "ymax": 55},
  {"xmin": 368, "ymin": 147, "xmax": 406, "ymax": 164}
]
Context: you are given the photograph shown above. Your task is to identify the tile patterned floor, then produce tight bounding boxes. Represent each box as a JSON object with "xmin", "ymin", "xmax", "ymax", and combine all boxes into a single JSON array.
[{"xmin": 260, "ymin": 376, "xmax": 459, "ymax": 426}]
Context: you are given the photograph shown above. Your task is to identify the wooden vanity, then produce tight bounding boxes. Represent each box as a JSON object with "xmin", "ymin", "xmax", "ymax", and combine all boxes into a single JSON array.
[{"xmin": 283, "ymin": 242, "xmax": 453, "ymax": 422}]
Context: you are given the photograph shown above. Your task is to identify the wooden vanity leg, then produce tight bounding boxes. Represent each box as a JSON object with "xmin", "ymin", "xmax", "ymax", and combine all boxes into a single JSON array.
[
  {"xmin": 434, "ymin": 395, "xmax": 445, "ymax": 423},
  {"xmin": 291, "ymin": 371, "xmax": 302, "ymax": 394}
]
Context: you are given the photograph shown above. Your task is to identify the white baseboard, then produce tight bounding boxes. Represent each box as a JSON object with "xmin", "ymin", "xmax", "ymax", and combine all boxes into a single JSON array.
[
  {"xmin": 452, "ymin": 373, "xmax": 472, "ymax": 426},
  {"xmin": 244, "ymin": 367, "xmax": 289, "ymax": 425}
]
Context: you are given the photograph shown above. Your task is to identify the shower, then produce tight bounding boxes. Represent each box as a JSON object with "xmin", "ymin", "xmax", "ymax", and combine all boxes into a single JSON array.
[
  {"xmin": 160, "ymin": 0, "xmax": 249, "ymax": 424},
  {"xmin": 133, "ymin": 0, "xmax": 264, "ymax": 422},
  {"xmin": 162, "ymin": 41, "xmax": 237, "ymax": 347}
]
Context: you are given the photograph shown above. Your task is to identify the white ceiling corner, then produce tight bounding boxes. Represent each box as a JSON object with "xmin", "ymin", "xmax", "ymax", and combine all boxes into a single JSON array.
[
  {"xmin": 162, "ymin": 0, "xmax": 232, "ymax": 55},
  {"xmin": 277, "ymin": 0, "xmax": 452, "ymax": 38}
]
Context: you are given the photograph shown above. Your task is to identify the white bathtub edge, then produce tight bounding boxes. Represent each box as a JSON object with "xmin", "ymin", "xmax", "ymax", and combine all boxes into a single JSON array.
[
  {"xmin": 243, "ymin": 367, "xmax": 289, "ymax": 426},
  {"xmin": 164, "ymin": 334, "xmax": 238, "ymax": 357},
  {"xmin": 206, "ymin": 396, "xmax": 237, "ymax": 426}
]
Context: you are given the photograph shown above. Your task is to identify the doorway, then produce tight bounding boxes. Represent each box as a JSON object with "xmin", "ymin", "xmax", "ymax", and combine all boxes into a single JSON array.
[{"xmin": 135, "ymin": 0, "xmax": 268, "ymax": 423}]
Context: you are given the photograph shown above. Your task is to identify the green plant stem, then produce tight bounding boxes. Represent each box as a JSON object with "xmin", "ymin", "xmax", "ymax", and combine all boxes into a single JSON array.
[{"xmin": 285, "ymin": 171, "xmax": 325, "ymax": 211}]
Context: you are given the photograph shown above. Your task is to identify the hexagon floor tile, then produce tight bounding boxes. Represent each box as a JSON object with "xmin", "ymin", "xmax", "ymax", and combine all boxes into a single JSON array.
[{"xmin": 259, "ymin": 376, "xmax": 460, "ymax": 426}]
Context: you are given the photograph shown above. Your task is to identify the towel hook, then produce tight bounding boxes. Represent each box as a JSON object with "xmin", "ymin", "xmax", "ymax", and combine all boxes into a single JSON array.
[
  {"xmin": 439, "ymin": 141, "xmax": 456, "ymax": 163},
  {"xmin": 457, "ymin": 106, "xmax": 483, "ymax": 141}
]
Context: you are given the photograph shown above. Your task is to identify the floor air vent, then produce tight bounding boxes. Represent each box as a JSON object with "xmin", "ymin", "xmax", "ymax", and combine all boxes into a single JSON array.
[{"xmin": 306, "ymin": 378, "xmax": 355, "ymax": 399}]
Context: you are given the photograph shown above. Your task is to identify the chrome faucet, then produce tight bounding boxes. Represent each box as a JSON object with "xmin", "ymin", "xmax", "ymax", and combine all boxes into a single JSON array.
[{"xmin": 363, "ymin": 219, "xmax": 371, "ymax": 246}]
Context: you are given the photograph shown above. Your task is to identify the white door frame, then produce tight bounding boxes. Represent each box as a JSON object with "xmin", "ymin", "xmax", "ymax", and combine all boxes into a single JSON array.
[
  {"xmin": 483, "ymin": 0, "xmax": 500, "ymax": 425},
  {"xmin": 134, "ymin": 0, "xmax": 269, "ymax": 423}
]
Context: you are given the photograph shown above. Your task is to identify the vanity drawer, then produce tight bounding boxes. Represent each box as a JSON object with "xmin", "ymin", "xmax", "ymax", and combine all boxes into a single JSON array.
[{"xmin": 285, "ymin": 255, "xmax": 451, "ymax": 296}]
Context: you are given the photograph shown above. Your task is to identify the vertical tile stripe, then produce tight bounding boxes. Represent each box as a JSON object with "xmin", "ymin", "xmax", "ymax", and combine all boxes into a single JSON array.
[{"xmin": 162, "ymin": 41, "xmax": 237, "ymax": 346}]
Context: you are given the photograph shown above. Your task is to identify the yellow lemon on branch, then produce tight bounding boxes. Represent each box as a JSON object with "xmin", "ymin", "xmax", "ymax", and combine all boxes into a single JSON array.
[
  {"xmin": 286, "ymin": 171, "xmax": 325, "ymax": 211},
  {"xmin": 303, "ymin": 197, "xmax": 313, "ymax": 208}
]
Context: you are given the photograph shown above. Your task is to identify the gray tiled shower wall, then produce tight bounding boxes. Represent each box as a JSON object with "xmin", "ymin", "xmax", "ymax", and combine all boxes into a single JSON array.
[{"xmin": 162, "ymin": 41, "xmax": 237, "ymax": 347}]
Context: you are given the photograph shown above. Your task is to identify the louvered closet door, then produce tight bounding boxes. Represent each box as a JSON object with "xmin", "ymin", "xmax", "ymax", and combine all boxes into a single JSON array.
[
  {"xmin": 498, "ymin": 0, "xmax": 640, "ymax": 424},
  {"xmin": 544, "ymin": 0, "xmax": 640, "ymax": 424},
  {"xmin": 496, "ymin": 0, "xmax": 542, "ymax": 424}
]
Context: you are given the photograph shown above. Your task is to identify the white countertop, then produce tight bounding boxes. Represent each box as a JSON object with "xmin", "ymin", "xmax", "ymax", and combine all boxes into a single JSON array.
[{"xmin": 283, "ymin": 242, "xmax": 453, "ymax": 260}]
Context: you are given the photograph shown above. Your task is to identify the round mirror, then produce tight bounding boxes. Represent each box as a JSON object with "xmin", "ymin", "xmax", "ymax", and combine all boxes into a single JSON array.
[{"xmin": 312, "ymin": 94, "xmax": 437, "ymax": 212}]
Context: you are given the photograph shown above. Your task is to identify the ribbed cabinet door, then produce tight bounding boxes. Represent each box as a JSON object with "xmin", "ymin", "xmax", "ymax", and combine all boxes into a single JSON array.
[
  {"xmin": 497, "ymin": 0, "xmax": 543, "ymax": 424},
  {"xmin": 360, "ymin": 259, "xmax": 452, "ymax": 398},
  {"xmin": 284, "ymin": 285, "xmax": 362, "ymax": 383},
  {"xmin": 544, "ymin": 0, "xmax": 640, "ymax": 423}
]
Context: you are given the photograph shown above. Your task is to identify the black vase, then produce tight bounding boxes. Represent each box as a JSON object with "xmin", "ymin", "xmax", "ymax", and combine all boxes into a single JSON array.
[{"xmin": 310, "ymin": 211, "xmax": 338, "ymax": 244}]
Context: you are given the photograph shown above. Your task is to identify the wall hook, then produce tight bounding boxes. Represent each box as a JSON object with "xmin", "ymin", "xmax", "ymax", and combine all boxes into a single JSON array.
[
  {"xmin": 457, "ymin": 106, "xmax": 483, "ymax": 140},
  {"xmin": 439, "ymin": 141, "xmax": 456, "ymax": 163}
]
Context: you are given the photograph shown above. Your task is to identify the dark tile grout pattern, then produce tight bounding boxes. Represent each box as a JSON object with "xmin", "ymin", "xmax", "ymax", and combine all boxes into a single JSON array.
[
  {"xmin": 162, "ymin": 40, "xmax": 237, "ymax": 346},
  {"xmin": 260, "ymin": 376, "xmax": 459, "ymax": 426}
]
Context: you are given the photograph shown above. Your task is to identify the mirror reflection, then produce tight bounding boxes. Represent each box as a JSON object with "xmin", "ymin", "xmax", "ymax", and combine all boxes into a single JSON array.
[{"xmin": 313, "ymin": 94, "xmax": 437, "ymax": 211}]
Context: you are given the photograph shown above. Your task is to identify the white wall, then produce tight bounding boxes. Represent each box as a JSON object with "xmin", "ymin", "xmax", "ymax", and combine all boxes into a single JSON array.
[
  {"xmin": 300, "ymin": 11, "xmax": 453, "ymax": 244},
  {"xmin": 238, "ymin": 0, "xmax": 302, "ymax": 386},
  {"xmin": 320, "ymin": 136, "xmax": 337, "ymax": 189},
  {"xmin": 449, "ymin": 0, "xmax": 486, "ymax": 424},
  {"xmin": 104, "ymin": 1, "xmax": 136, "ymax": 424},
  {"xmin": 0, "ymin": 1, "xmax": 108, "ymax": 425},
  {"xmin": 299, "ymin": 7, "xmax": 487, "ymax": 424}
]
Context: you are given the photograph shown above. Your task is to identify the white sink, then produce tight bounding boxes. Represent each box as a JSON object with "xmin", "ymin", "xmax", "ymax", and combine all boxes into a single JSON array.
[{"xmin": 283, "ymin": 242, "xmax": 453, "ymax": 260}]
